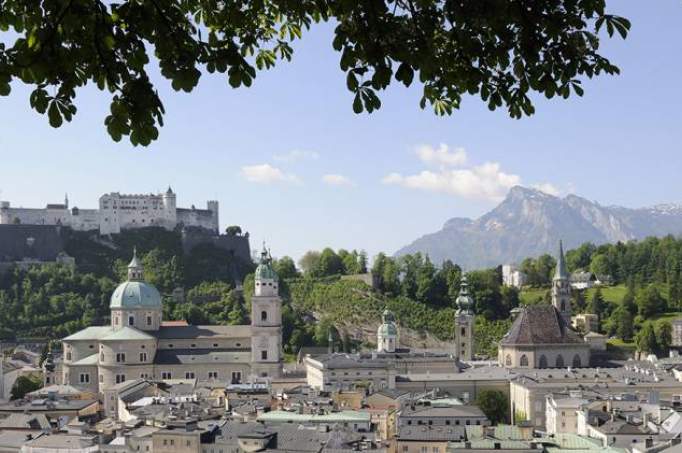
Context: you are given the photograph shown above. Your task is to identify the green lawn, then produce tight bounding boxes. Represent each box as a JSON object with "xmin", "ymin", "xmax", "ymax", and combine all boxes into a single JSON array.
[
  {"xmin": 585, "ymin": 285, "xmax": 627, "ymax": 304},
  {"xmin": 519, "ymin": 287, "xmax": 548, "ymax": 305}
]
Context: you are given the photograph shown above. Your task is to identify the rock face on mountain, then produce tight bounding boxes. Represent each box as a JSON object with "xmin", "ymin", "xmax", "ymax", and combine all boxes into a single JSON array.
[{"xmin": 396, "ymin": 186, "xmax": 682, "ymax": 269}]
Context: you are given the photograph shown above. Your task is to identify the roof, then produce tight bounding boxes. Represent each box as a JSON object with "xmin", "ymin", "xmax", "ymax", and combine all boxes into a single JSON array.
[
  {"xmin": 500, "ymin": 305, "xmax": 585, "ymax": 346},
  {"xmin": 62, "ymin": 326, "xmax": 113, "ymax": 341},
  {"xmin": 465, "ymin": 425, "xmax": 531, "ymax": 441},
  {"xmin": 255, "ymin": 247, "xmax": 278, "ymax": 281},
  {"xmin": 555, "ymin": 240, "xmax": 568, "ymax": 280},
  {"xmin": 257, "ymin": 410, "xmax": 370, "ymax": 424},
  {"xmin": 154, "ymin": 348, "xmax": 251, "ymax": 365},
  {"xmin": 215, "ymin": 421, "xmax": 332, "ymax": 452},
  {"xmin": 101, "ymin": 326, "xmax": 155, "ymax": 341},
  {"xmin": 71, "ymin": 353, "xmax": 99, "ymax": 366},
  {"xmin": 0, "ymin": 430, "xmax": 42, "ymax": 449},
  {"xmin": 156, "ymin": 325, "xmax": 252, "ymax": 340},
  {"xmin": 401, "ymin": 405, "xmax": 486, "ymax": 418},
  {"xmin": 0, "ymin": 413, "xmax": 51, "ymax": 430},
  {"xmin": 110, "ymin": 280, "xmax": 162, "ymax": 309}
]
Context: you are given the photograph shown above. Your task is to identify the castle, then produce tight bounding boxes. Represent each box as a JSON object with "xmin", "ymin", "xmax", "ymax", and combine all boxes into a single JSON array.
[
  {"xmin": 0, "ymin": 187, "xmax": 219, "ymax": 235},
  {"xmin": 55, "ymin": 246, "xmax": 282, "ymax": 407}
]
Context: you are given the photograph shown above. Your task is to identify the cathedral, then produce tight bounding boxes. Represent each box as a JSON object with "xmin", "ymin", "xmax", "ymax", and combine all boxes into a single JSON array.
[
  {"xmin": 58, "ymin": 247, "xmax": 283, "ymax": 393},
  {"xmin": 498, "ymin": 241, "xmax": 590, "ymax": 369}
]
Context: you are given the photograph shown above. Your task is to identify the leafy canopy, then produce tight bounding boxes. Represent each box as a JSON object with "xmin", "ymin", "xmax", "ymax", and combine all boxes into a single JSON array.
[{"xmin": 0, "ymin": 0, "xmax": 629, "ymax": 145}]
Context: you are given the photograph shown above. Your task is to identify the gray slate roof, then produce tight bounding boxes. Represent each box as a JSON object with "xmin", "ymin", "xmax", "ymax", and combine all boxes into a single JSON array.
[
  {"xmin": 500, "ymin": 305, "xmax": 584, "ymax": 346},
  {"xmin": 154, "ymin": 348, "xmax": 251, "ymax": 365},
  {"xmin": 156, "ymin": 325, "xmax": 251, "ymax": 340}
]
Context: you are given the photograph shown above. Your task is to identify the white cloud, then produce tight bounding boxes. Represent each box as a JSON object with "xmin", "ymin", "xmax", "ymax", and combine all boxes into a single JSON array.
[
  {"xmin": 322, "ymin": 174, "xmax": 355, "ymax": 187},
  {"xmin": 273, "ymin": 150, "xmax": 320, "ymax": 162},
  {"xmin": 383, "ymin": 146, "xmax": 524, "ymax": 202},
  {"xmin": 531, "ymin": 182, "xmax": 561, "ymax": 196},
  {"xmin": 415, "ymin": 143, "xmax": 467, "ymax": 167},
  {"xmin": 241, "ymin": 164, "xmax": 301, "ymax": 185}
]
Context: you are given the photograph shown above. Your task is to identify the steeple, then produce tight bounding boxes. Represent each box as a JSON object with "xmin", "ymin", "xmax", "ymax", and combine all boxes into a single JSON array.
[
  {"xmin": 455, "ymin": 276, "xmax": 474, "ymax": 315},
  {"xmin": 554, "ymin": 240, "xmax": 568, "ymax": 280},
  {"xmin": 127, "ymin": 247, "xmax": 144, "ymax": 281},
  {"xmin": 64, "ymin": 193, "xmax": 69, "ymax": 209}
]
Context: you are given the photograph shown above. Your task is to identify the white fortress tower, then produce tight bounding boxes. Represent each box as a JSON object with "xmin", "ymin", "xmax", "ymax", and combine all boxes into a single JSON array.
[
  {"xmin": 454, "ymin": 277, "xmax": 475, "ymax": 361},
  {"xmin": 552, "ymin": 240, "xmax": 572, "ymax": 324},
  {"xmin": 250, "ymin": 246, "xmax": 283, "ymax": 378},
  {"xmin": 377, "ymin": 309, "xmax": 398, "ymax": 353}
]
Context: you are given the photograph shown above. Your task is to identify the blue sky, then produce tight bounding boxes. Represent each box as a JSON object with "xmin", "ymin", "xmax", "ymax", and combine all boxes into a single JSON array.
[{"xmin": 1, "ymin": 1, "xmax": 681, "ymax": 262}]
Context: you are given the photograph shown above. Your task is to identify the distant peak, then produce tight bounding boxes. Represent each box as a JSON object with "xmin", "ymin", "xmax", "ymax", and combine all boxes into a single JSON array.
[{"xmin": 505, "ymin": 185, "xmax": 556, "ymax": 201}]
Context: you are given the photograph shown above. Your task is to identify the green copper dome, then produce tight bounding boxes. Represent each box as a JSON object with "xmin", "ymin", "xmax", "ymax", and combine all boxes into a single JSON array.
[
  {"xmin": 110, "ymin": 281, "xmax": 162, "ymax": 309},
  {"xmin": 377, "ymin": 309, "xmax": 398, "ymax": 337},
  {"xmin": 110, "ymin": 249, "xmax": 162, "ymax": 309},
  {"xmin": 255, "ymin": 246, "xmax": 278, "ymax": 281}
]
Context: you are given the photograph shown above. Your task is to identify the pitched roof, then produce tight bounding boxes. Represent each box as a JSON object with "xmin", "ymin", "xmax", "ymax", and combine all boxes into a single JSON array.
[
  {"xmin": 501, "ymin": 305, "xmax": 585, "ymax": 346},
  {"xmin": 101, "ymin": 326, "xmax": 155, "ymax": 341},
  {"xmin": 154, "ymin": 349, "xmax": 251, "ymax": 365},
  {"xmin": 62, "ymin": 326, "xmax": 113, "ymax": 341},
  {"xmin": 156, "ymin": 325, "xmax": 252, "ymax": 340}
]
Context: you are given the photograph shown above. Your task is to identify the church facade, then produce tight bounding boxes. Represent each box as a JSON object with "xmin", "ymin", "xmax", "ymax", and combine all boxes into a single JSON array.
[
  {"xmin": 58, "ymin": 247, "xmax": 282, "ymax": 394},
  {"xmin": 498, "ymin": 241, "xmax": 590, "ymax": 369}
]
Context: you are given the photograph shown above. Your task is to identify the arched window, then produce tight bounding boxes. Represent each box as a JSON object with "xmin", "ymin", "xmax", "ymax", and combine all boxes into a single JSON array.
[
  {"xmin": 461, "ymin": 327, "xmax": 466, "ymax": 336},
  {"xmin": 520, "ymin": 355, "xmax": 529, "ymax": 367},
  {"xmin": 556, "ymin": 355, "xmax": 565, "ymax": 368},
  {"xmin": 261, "ymin": 310, "xmax": 267, "ymax": 321},
  {"xmin": 539, "ymin": 355, "xmax": 548, "ymax": 368},
  {"xmin": 572, "ymin": 354, "xmax": 581, "ymax": 368},
  {"xmin": 505, "ymin": 354, "xmax": 512, "ymax": 366}
]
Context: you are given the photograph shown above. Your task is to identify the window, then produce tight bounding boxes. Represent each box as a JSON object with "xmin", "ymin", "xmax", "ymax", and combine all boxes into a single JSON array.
[
  {"xmin": 261, "ymin": 350, "xmax": 268, "ymax": 360},
  {"xmin": 209, "ymin": 371, "xmax": 218, "ymax": 379},
  {"xmin": 505, "ymin": 354, "xmax": 511, "ymax": 366},
  {"xmin": 446, "ymin": 421, "xmax": 450, "ymax": 425},
  {"xmin": 231, "ymin": 372, "xmax": 242, "ymax": 384},
  {"xmin": 66, "ymin": 352, "xmax": 72, "ymax": 361},
  {"xmin": 79, "ymin": 373, "xmax": 90, "ymax": 384},
  {"xmin": 162, "ymin": 372, "xmax": 172, "ymax": 379},
  {"xmin": 116, "ymin": 353, "xmax": 126, "ymax": 363},
  {"xmin": 191, "ymin": 344, "xmax": 196, "ymax": 348},
  {"xmin": 461, "ymin": 327, "xmax": 466, "ymax": 336},
  {"xmin": 520, "ymin": 354, "xmax": 529, "ymax": 367},
  {"xmin": 139, "ymin": 352, "xmax": 147, "ymax": 362},
  {"xmin": 100, "ymin": 352, "xmax": 104, "ymax": 361},
  {"xmin": 213, "ymin": 343, "xmax": 219, "ymax": 348},
  {"xmin": 572, "ymin": 354, "xmax": 581, "ymax": 368},
  {"xmin": 128, "ymin": 315, "xmax": 134, "ymax": 326},
  {"xmin": 99, "ymin": 375, "xmax": 103, "ymax": 383},
  {"xmin": 186, "ymin": 372, "xmax": 195, "ymax": 379},
  {"xmin": 115, "ymin": 374, "xmax": 126, "ymax": 384},
  {"xmin": 539, "ymin": 355, "xmax": 548, "ymax": 368},
  {"xmin": 147, "ymin": 316, "xmax": 152, "ymax": 326},
  {"xmin": 261, "ymin": 310, "xmax": 267, "ymax": 321},
  {"xmin": 556, "ymin": 355, "xmax": 565, "ymax": 368}
]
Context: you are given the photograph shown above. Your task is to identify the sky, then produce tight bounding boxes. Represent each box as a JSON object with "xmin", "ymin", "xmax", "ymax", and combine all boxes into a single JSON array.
[{"xmin": 1, "ymin": 1, "xmax": 681, "ymax": 262}]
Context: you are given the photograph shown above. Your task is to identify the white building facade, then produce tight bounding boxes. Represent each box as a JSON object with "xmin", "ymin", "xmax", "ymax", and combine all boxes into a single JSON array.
[{"xmin": 0, "ymin": 188, "xmax": 219, "ymax": 234}]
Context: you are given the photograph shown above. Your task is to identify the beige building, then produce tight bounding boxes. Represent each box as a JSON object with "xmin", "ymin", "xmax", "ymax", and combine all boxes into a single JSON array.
[
  {"xmin": 499, "ymin": 241, "xmax": 590, "ymax": 369},
  {"xmin": 60, "ymin": 247, "xmax": 283, "ymax": 403},
  {"xmin": 545, "ymin": 393, "xmax": 588, "ymax": 434}
]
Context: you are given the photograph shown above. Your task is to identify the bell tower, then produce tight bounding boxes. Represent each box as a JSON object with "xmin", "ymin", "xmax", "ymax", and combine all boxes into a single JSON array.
[
  {"xmin": 250, "ymin": 246, "xmax": 282, "ymax": 378},
  {"xmin": 454, "ymin": 277, "xmax": 475, "ymax": 361},
  {"xmin": 552, "ymin": 240, "xmax": 572, "ymax": 323}
]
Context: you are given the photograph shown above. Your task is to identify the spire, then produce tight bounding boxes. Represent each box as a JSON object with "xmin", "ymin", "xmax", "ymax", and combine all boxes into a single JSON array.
[
  {"xmin": 64, "ymin": 193, "xmax": 69, "ymax": 209},
  {"xmin": 127, "ymin": 247, "xmax": 144, "ymax": 281},
  {"xmin": 554, "ymin": 240, "xmax": 568, "ymax": 280},
  {"xmin": 166, "ymin": 186, "xmax": 174, "ymax": 195}
]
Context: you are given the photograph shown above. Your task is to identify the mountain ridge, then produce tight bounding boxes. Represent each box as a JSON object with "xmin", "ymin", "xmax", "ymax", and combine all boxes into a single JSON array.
[{"xmin": 396, "ymin": 186, "xmax": 682, "ymax": 269}]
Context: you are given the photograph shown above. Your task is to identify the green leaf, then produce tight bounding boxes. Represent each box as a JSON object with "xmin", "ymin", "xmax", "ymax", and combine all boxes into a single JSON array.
[
  {"xmin": 48, "ymin": 101, "xmax": 63, "ymax": 128},
  {"xmin": 352, "ymin": 93, "xmax": 362, "ymax": 113}
]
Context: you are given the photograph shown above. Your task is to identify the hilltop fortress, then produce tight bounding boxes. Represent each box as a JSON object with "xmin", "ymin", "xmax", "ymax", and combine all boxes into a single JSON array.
[{"xmin": 0, "ymin": 187, "xmax": 219, "ymax": 235}]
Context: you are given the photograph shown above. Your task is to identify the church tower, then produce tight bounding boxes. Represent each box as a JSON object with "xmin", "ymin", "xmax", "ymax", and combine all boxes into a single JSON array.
[
  {"xmin": 377, "ymin": 309, "xmax": 398, "ymax": 353},
  {"xmin": 250, "ymin": 246, "xmax": 283, "ymax": 378},
  {"xmin": 43, "ymin": 343, "xmax": 56, "ymax": 387},
  {"xmin": 552, "ymin": 240, "xmax": 572, "ymax": 323},
  {"xmin": 454, "ymin": 277, "xmax": 475, "ymax": 361}
]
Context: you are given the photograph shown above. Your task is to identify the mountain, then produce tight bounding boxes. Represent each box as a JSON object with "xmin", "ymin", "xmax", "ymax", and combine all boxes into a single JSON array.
[{"xmin": 396, "ymin": 186, "xmax": 682, "ymax": 269}]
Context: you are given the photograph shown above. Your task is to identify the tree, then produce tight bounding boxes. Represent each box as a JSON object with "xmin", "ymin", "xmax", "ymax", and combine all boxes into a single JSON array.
[
  {"xmin": 298, "ymin": 251, "xmax": 321, "ymax": 275},
  {"xmin": 476, "ymin": 390, "xmax": 509, "ymax": 425},
  {"xmin": 587, "ymin": 288, "xmax": 605, "ymax": 326},
  {"xmin": 612, "ymin": 306, "xmax": 633, "ymax": 341},
  {"xmin": 274, "ymin": 256, "xmax": 299, "ymax": 280},
  {"xmin": 656, "ymin": 321, "xmax": 673, "ymax": 353},
  {"xmin": 225, "ymin": 226, "xmax": 242, "ymax": 236},
  {"xmin": 10, "ymin": 375, "xmax": 42, "ymax": 400},
  {"xmin": 0, "ymin": 2, "xmax": 629, "ymax": 146},
  {"xmin": 636, "ymin": 285, "xmax": 667, "ymax": 318},
  {"xmin": 315, "ymin": 248, "xmax": 344, "ymax": 277},
  {"xmin": 635, "ymin": 322, "xmax": 658, "ymax": 354}
]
